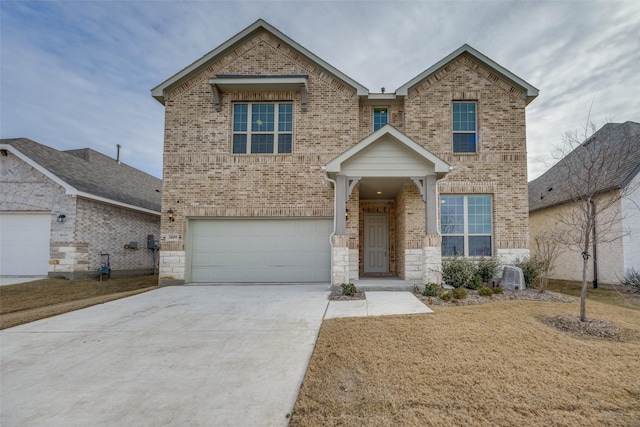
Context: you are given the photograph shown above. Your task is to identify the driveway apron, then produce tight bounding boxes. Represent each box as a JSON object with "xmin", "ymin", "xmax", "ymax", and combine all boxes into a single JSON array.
[{"xmin": 0, "ymin": 285, "xmax": 329, "ymax": 426}]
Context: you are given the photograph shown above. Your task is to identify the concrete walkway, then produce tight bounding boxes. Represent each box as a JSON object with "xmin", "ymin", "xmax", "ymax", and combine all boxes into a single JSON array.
[
  {"xmin": 1, "ymin": 285, "xmax": 432, "ymax": 426},
  {"xmin": 325, "ymin": 291, "xmax": 434, "ymax": 319}
]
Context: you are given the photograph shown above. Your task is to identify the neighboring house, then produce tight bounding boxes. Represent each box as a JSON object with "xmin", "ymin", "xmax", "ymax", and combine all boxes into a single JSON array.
[
  {"xmin": 0, "ymin": 138, "xmax": 162, "ymax": 279},
  {"xmin": 528, "ymin": 121, "xmax": 640, "ymax": 286},
  {"xmin": 151, "ymin": 19, "xmax": 538, "ymax": 286}
]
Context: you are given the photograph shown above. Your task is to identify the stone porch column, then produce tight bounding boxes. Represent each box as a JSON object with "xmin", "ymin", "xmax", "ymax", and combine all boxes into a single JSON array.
[
  {"xmin": 331, "ymin": 234, "xmax": 350, "ymax": 286},
  {"xmin": 423, "ymin": 234, "xmax": 442, "ymax": 284}
]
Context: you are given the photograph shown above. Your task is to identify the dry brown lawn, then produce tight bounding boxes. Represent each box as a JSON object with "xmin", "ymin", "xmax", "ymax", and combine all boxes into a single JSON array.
[
  {"xmin": 0, "ymin": 276, "xmax": 158, "ymax": 329},
  {"xmin": 291, "ymin": 294, "xmax": 640, "ymax": 426}
]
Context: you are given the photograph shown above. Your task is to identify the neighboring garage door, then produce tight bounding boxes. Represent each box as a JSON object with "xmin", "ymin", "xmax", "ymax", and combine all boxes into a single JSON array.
[
  {"xmin": 189, "ymin": 218, "xmax": 332, "ymax": 282},
  {"xmin": 0, "ymin": 212, "xmax": 51, "ymax": 276}
]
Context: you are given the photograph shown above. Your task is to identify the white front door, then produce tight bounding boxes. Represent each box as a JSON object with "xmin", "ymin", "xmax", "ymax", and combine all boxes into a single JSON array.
[{"xmin": 364, "ymin": 213, "xmax": 388, "ymax": 273}]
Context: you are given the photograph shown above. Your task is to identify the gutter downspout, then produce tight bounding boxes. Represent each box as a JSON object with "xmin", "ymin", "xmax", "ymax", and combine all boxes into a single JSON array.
[
  {"xmin": 322, "ymin": 166, "xmax": 337, "ymax": 287},
  {"xmin": 591, "ymin": 200, "xmax": 598, "ymax": 289}
]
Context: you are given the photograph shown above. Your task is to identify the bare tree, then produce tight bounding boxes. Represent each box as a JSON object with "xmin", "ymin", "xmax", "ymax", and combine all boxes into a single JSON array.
[
  {"xmin": 549, "ymin": 121, "xmax": 639, "ymax": 321},
  {"xmin": 532, "ymin": 234, "xmax": 562, "ymax": 292}
]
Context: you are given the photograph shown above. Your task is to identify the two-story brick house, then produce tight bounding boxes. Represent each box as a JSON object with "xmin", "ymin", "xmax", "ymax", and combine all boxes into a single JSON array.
[{"xmin": 152, "ymin": 19, "xmax": 538, "ymax": 286}]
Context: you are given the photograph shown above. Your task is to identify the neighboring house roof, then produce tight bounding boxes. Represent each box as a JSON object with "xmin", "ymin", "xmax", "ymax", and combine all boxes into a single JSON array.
[
  {"xmin": 0, "ymin": 138, "xmax": 162, "ymax": 214},
  {"xmin": 151, "ymin": 19, "xmax": 369, "ymax": 104},
  {"xmin": 528, "ymin": 121, "xmax": 640, "ymax": 213},
  {"xmin": 396, "ymin": 44, "xmax": 539, "ymax": 105}
]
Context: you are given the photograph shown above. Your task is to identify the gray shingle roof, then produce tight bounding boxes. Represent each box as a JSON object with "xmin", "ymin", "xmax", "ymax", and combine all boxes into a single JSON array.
[
  {"xmin": 1, "ymin": 138, "xmax": 162, "ymax": 213},
  {"xmin": 528, "ymin": 121, "xmax": 640, "ymax": 213}
]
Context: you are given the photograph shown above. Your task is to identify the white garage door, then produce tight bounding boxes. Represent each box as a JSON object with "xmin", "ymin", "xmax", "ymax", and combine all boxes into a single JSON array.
[
  {"xmin": 189, "ymin": 218, "xmax": 332, "ymax": 283},
  {"xmin": 0, "ymin": 212, "xmax": 51, "ymax": 276}
]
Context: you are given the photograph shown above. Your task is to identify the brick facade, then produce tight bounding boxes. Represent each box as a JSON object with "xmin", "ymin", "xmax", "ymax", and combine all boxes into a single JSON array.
[
  {"xmin": 156, "ymin": 21, "xmax": 536, "ymax": 284},
  {"xmin": 0, "ymin": 150, "xmax": 160, "ymax": 279}
]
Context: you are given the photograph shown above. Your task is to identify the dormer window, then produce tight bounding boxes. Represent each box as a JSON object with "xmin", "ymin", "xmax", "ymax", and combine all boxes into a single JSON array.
[
  {"xmin": 453, "ymin": 102, "xmax": 477, "ymax": 153},
  {"xmin": 373, "ymin": 107, "xmax": 388, "ymax": 131},
  {"xmin": 232, "ymin": 102, "xmax": 293, "ymax": 154}
]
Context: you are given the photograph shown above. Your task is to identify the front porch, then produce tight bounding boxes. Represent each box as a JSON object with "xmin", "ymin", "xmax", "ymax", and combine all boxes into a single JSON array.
[{"xmin": 325, "ymin": 126, "xmax": 451, "ymax": 286}]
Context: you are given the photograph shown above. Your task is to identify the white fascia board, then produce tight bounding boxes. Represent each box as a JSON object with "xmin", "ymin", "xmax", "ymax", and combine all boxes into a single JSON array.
[
  {"xmin": 0, "ymin": 144, "xmax": 78, "ymax": 195},
  {"xmin": 325, "ymin": 125, "xmax": 450, "ymax": 174},
  {"xmin": 76, "ymin": 192, "xmax": 161, "ymax": 216},
  {"xmin": 151, "ymin": 19, "xmax": 368, "ymax": 104},
  {"xmin": 396, "ymin": 44, "xmax": 539, "ymax": 104},
  {"xmin": 1, "ymin": 144, "xmax": 160, "ymax": 216},
  {"xmin": 360, "ymin": 93, "xmax": 404, "ymax": 105},
  {"xmin": 209, "ymin": 76, "xmax": 308, "ymax": 92}
]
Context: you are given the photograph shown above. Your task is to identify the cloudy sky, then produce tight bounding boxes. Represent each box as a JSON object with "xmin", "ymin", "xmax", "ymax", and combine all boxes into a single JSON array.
[{"xmin": 1, "ymin": 0, "xmax": 638, "ymax": 180}]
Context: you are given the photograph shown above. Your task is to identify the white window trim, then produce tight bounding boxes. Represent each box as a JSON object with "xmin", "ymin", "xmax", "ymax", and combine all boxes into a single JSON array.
[
  {"xmin": 373, "ymin": 106, "xmax": 389, "ymax": 132},
  {"xmin": 441, "ymin": 194, "xmax": 493, "ymax": 257},
  {"xmin": 452, "ymin": 101, "xmax": 478, "ymax": 153},
  {"xmin": 232, "ymin": 102, "xmax": 293, "ymax": 154}
]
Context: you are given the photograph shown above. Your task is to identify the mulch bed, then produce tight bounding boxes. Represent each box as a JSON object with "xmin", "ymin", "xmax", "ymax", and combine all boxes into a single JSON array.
[{"xmin": 542, "ymin": 314, "xmax": 622, "ymax": 339}]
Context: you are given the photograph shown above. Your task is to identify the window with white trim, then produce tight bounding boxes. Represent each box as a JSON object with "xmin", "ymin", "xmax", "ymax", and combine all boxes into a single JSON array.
[
  {"xmin": 452, "ymin": 102, "xmax": 477, "ymax": 153},
  {"xmin": 373, "ymin": 107, "xmax": 388, "ymax": 131},
  {"xmin": 440, "ymin": 194, "xmax": 492, "ymax": 256},
  {"xmin": 232, "ymin": 103, "xmax": 293, "ymax": 154}
]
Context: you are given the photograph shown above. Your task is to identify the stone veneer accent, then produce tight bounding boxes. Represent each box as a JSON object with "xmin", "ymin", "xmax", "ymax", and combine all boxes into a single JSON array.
[
  {"xmin": 159, "ymin": 250, "xmax": 186, "ymax": 284},
  {"xmin": 331, "ymin": 235, "xmax": 350, "ymax": 286},
  {"xmin": 423, "ymin": 234, "xmax": 443, "ymax": 284},
  {"xmin": 496, "ymin": 248, "xmax": 530, "ymax": 268}
]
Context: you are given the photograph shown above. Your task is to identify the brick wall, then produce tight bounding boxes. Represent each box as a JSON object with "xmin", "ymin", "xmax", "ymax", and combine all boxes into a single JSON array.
[
  {"xmin": 75, "ymin": 197, "xmax": 160, "ymax": 275},
  {"xmin": 161, "ymin": 29, "xmax": 365, "ymax": 257},
  {"xmin": 159, "ymin": 29, "xmax": 533, "ymax": 282},
  {"xmin": 1, "ymin": 152, "xmax": 160, "ymax": 278},
  {"xmin": 405, "ymin": 53, "xmax": 530, "ymax": 255}
]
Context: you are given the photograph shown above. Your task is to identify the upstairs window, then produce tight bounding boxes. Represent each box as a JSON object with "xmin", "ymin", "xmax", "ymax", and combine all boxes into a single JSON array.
[
  {"xmin": 232, "ymin": 103, "xmax": 293, "ymax": 154},
  {"xmin": 452, "ymin": 102, "xmax": 477, "ymax": 153},
  {"xmin": 440, "ymin": 194, "xmax": 492, "ymax": 257},
  {"xmin": 373, "ymin": 107, "xmax": 388, "ymax": 131}
]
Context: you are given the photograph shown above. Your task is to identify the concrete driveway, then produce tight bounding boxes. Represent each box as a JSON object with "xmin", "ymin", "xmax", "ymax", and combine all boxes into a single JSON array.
[{"xmin": 1, "ymin": 285, "xmax": 329, "ymax": 426}]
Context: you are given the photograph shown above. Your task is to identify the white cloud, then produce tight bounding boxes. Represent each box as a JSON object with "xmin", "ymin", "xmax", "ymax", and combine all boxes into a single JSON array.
[{"xmin": 1, "ymin": 0, "xmax": 639, "ymax": 180}]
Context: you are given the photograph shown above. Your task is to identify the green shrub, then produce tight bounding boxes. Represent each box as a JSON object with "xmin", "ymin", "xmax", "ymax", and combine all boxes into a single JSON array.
[
  {"xmin": 442, "ymin": 257, "xmax": 476, "ymax": 288},
  {"xmin": 439, "ymin": 290, "xmax": 452, "ymax": 301},
  {"xmin": 422, "ymin": 282, "xmax": 440, "ymax": 297},
  {"xmin": 621, "ymin": 268, "xmax": 640, "ymax": 293},
  {"xmin": 514, "ymin": 257, "xmax": 544, "ymax": 286},
  {"xmin": 478, "ymin": 287, "xmax": 494, "ymax": 297},
  {"xmin": 340, "ymin": 282, "xmax": 357, "ymax": 296},
  {"xmin": 467, "ymin": 275, "xmax": 484, "ymax": 290},
  {"xmin": 492, "ymin": 286, "xmax": 504, "ymax": 294},
  {"xmin": 475, "ymin": 257, "xmax": 500, "ymax": 282},
  {"xmin": 452, "ymin": 287, "xmax": 468, "ymax": 300}
]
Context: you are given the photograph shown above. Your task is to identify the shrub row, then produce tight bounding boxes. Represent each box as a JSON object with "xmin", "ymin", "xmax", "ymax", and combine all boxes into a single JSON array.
[{"xmin": 441, "ymin": 257, "xmax": 501, "ymax": 289}]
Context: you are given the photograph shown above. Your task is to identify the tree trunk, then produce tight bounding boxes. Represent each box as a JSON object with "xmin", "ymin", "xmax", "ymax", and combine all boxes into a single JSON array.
[{"xmin": 580, "ymin": 256, "xmax": 588, "ymax": 321}]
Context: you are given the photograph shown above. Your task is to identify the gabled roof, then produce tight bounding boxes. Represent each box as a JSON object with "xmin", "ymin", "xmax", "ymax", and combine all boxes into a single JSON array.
[
  {"xmin": 325, "ymin": 125, "xmax": 451, "ymax": 177},
  {"xmin": 151, "ymin": 19, "xmax": 369, "ymax": 104},
  {"xmin": 0, "ymin": 138, "xmax": 162, "ymax": 214},
  {"xmin": 396, "ymin": 44, "xmax": 539, "ymax": 105},
  {"xmin": 528, "ymin": 121, "xmax": 640, "ymax": 213}
]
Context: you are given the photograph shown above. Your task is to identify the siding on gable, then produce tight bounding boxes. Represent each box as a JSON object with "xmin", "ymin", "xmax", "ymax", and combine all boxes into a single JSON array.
[{"xmin": 341, "ymin": 137, "xmax": 435, "ymax": 177}]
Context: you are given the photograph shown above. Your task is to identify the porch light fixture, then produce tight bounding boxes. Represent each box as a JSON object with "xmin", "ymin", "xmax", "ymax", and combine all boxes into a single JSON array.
[
  {"xmin": 345, "ymin": 209, "xmax": 349, "ymax": 219},
  {"xmin": 167, "ymin": 209, "xmax": 175, "ymax": 222},
  {"xmin": 376, "ymin": 191, "xmax": 382, "ymax": 195},
  {"xmin": 56, "ymin": 214, "xmax": 66, "ymax": 223}
]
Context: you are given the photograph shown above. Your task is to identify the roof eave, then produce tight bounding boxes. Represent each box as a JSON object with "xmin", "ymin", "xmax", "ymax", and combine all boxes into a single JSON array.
[
  {"xmin": 0, "ymin": 143, "xmax": 161, "ymax": 216},
  {"xmin": 151, "ymin": 19, "xmax": 368, "ymax": 104},
  {"xmin": 396, "ymin": 44, "xmax": 539, "ymax": 103}
]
